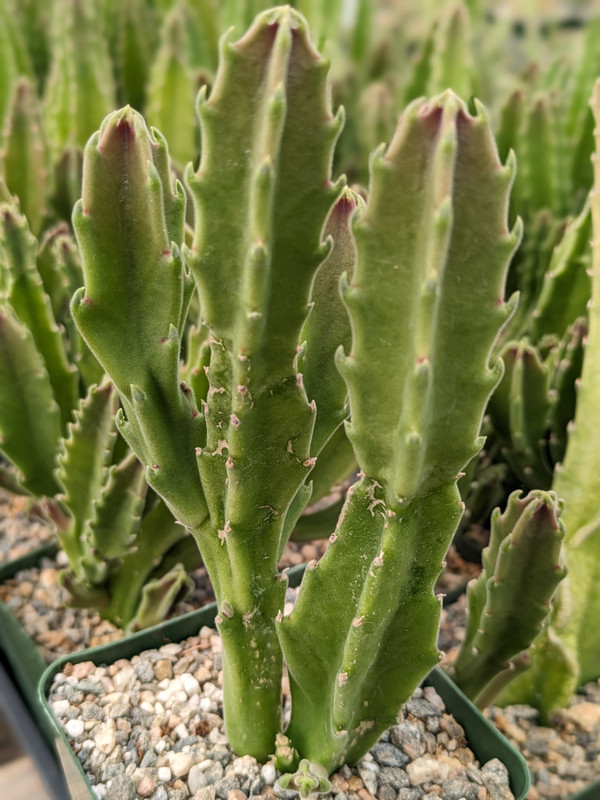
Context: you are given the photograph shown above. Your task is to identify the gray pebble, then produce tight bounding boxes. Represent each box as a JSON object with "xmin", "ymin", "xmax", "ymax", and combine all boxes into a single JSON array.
[
  {"xmin": 62, "ymin": 685, "xmax": 85, "ymax": 703},
  {"xmin": 371, "ymin": 742, "xmax": 409, "ymax": 768},
  {"xmin": 378, "ymin": 786, "xmax": 397, "ymax": 800},
  {"xmin": 249, "ymin": 775, "xmax": 263, "ymax": 795},
  {"xmin": 154, "ymin": 788, "xmax": 168, "ymax": 800},
  {"xmin": 465, "ymin": 764, "xmax": 484, "ymax": 785},
  {"xmin": 425, "ymin": 716, "xmax": 440, "ymax": 734},
  {"xmin": 101, "ymin": 761, "xmax": 125, "ymax": 782},
  {"xmin": 526, "ymin": 729, "xmax": 555, "ymax": 757},
  {"xmin": 168, "ymin": 790, "xmax": 189, "ymax": 800},
  {"xmin": 209, "ymin": 746, "xmax": 233, "ymax": 766},
  {"xmin": 397, "ymin": 789, "xmax": 423, "ymax": 800},
  {"xmin": 175, "ymin": 736, "xmax": 201, "ymax": 751},
  {"xmin": 215, "ymin": 771, "xmax": 241, "ymax": 798},
  {"xmin": 391, "ymin": 722, "xmax": 426, "ymax": 759},
  {"xmin": 106, "ymin": 773, "xmax": 136, "ymax": 800},
  {"xmin": 405, "ymin": 698, "xmax": 442, "ymax": 719},
  {"xmin": 81, "ymin": 701, "xmax": 104, "ymax": 721},
  {"xmin": 140, "ymin": 750, "xmax": 157, "ymax": 767},
  {"xmin": 441, "ymin": 778, "xmax": 480, "ymax": 799},
  {"xmin": 78, "ymin": 678, "xmax": 105, "ymax": 695},
  {"xmin": 134, "ymin": 661, "xmax": 155, "ymax": 683},
  {"xmin": 378, "ymin": 766, "xmax": 411, "ymax": 790},
  {"xmin": 482, "ymin": 758, "xmax": 511, "ymax": 799}
]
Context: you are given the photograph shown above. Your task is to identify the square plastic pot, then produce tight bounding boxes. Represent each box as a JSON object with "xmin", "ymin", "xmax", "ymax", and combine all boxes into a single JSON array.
[{"xmin": 39, "ymin": 591, "xmax": 531, "ymax": 800}]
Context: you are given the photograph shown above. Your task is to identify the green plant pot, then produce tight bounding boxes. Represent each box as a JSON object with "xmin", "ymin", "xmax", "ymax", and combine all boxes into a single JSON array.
[
  {"xmin": 0, "ymin": 542, "xmax": 59, "ymax": 738},
  {"xmin": 39, "ymin": 593, "xmax": 531, "ymax": 800}
]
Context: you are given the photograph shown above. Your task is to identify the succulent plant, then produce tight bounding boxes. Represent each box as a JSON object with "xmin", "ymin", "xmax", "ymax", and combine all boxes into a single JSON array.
[
  {"xmin": 451, "ymin": 489, "xmax": 566, "ymax": 707},
  {"xmin": 69, "ymin": 5, "xmax": 521, "ymax": 770}
]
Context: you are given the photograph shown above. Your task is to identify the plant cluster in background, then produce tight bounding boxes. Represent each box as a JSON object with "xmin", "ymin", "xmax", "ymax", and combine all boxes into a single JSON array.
[{"xmin": 0, "ymin": 0, "xmax": 600, "ymax": 772}]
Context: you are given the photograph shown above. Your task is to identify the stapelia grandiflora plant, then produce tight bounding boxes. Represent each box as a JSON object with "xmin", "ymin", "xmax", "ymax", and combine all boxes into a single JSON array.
[
  {"xmin": 0, "ymin": 186, "xmax": 201, "ymax": 631},
  {"xmin": 70, "ymin": 5, "xmax": 521, "ymax": 776}
]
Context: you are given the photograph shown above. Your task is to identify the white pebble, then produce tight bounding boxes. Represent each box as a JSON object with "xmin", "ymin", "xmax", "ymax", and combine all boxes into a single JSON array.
[
  {"xmin": 157, "ymin": 679, "xmax": 186, "ymax": 705},
  {"xmin": 65, "ymin": 719, "xmax": 85, "ymax": 738},
  {"xmin": 168, "ymin": 751, "xmax": 194, "ymax": 777},
  {"xmin": 199, "ymin": 697, "xmax": 214, "ymax": 712},
  {"xmin": 113, "ymin": 666, "xmax": 136, "ymax": 692},
  {"xmin": 174, "ymin": 723, "xmax": 188, "ymax": 739},
  {"xmin": 157, "ymin": 766, "xmax": 172, "ymax": 782},
  {"xmin": 160, "ymin": 643, "xmax": 182, "ymax": 656},
  {"xmin": 180, "ymin": 673, "xmax": 200, "ymax": 696},
  {"xmin": 94, "ymin": 724, "xmax": 117, "ymax": 755},
  {"xmin": 232, "ymin": 755, "xmax": 259, "ymax": 776},
  {"xmin": 140, "ymin": 701, "xmax": 155, "ymax": 713},
  {"xmin": 406, "ymin": 754, "xmax": 450, "ymax": 786},
  {"xmin": 52, "ymin": 699, "xmax": 71, "ymax": 716},
  {"xmin": 261, "ymin": 763, "xmax": 276, "ymax": 785}
]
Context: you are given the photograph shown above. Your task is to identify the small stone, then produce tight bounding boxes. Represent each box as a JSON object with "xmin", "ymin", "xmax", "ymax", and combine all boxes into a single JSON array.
[
  {"xmin": 347, "ymin": 775, "xmax": 365, "ymax": 792},
  {"xmin": 52, "ymin": 699, "xmax": 71, "ymax": 716},
  {"xmin": 160, "ymin": 643, "xmax": 183, "ymax": 656},
  {"xmin": 441, "ymin": 778, "xmax": 480, "ymax": 800},
  {"xmin": 72, "ymin": 661, "xmax": 97, "ymax": 679},
  {"xmin": 371, "ymin": 743, "xmax": 409, "ymax": 768},
  {"xmin": 181, "ymin": 672, "xmax": 201, "ymax": 696},
  {"xmin": 357, "ymin": 763, "xmax": 379, "ymax": 795},
  {"xmin": 195, "ymin": 788, "xmax": 217, "ymax": 800},
  {"xmin": 168, "ymin": 751, "xmax": 195, "ymax": 778},
  {"xmin": 140, "ymin": 750, "xmax": 157, "ymax": 768},
  {"xmin": 227, "ymin": 791, "xmax": 248, "ymax": 800},
  {"xmin": 136, "ymin": 776, "xmax": 156, "ymax": 797},
  {"xmin": 330, "ymin": 773, "xmax": 349, "ymax": 793},
  {"xmin": 481, "ymin": 758, "xmax": 511, "ymax": 800},
  {"xmin": 107, "ymin": 773, "xmax": 136, "ymax": 800},
  {"xmin": 154, "ymin": 659, "xmax": 173, "ymax": 681},
  {"xmin": 440, "ymin": 714, "xmax": 465, "ymax": 739},
  {"xmin": 397, "ymin": 790, "xmax": 422, "ymax": 800},
  {"xmin": 157, "ymin": 766, "xmax": 172, "ymax": 782},
  {"xmin": 65, "ymin": 718, "xmax": 85, "ymax": 738},
  {"xmin": 377, "ymin": 787, "xmax": 397, "ymax": 800},
  {"xmin": 406, "ymin": 755, "xmax": 450, "ymax": 786},
  {"xmin": 113, "ymin": 667, "xmax": 137, "ymax": 692},
  {"xmin": 95, "ymin": 724, "xmax": 117, "ymax": 755},
  {"xmin": 378, "ymin": 766, "xmax": 410, "ymax": 790},
  {"xmin": 357, "ymin": 789, "xmax": 376, "ymax": 800},
  {"xmin": 261, "ymin": 763, "xmax": 277, "ymax": 785},
  {"xmin": 405, "ymin": 698, "xmax": 442, "ymax": 719},
  {"xmin": 134, "ymin": 661, "xmax": 155, "ymax": 683},
  {"xmin": 564, "ymin": 702, "xmax": 600, "ymax": 732},
  {"xmin": 391, "ymin": 722, "xmax": 427, "ymax": 759}
]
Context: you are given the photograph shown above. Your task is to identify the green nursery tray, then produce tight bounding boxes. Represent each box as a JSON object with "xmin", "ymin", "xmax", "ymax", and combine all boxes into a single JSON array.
[
  {"xmin": 39, "ymin": 593, "xmax": 531, "ymax": 800},
  {"xmin": 0, "ymin": 542, "xmax": 60, "ymax": 740}
]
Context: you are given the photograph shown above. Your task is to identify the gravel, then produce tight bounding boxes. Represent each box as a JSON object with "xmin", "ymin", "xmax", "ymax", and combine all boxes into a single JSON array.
[
  {"xmin": 0, "ymin": 538, "xmax": 323, "ymax": 663},
  {"xmin": 0, "ymin": 489, "xmax": 54, "ymax": 563},
  {"xmin": 48, "ymin": 624, "xmax": 515, "ymax": 800},
  {"xmin": 3, "ymin": 501, "xmax": 600, "ymax": 797}
]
